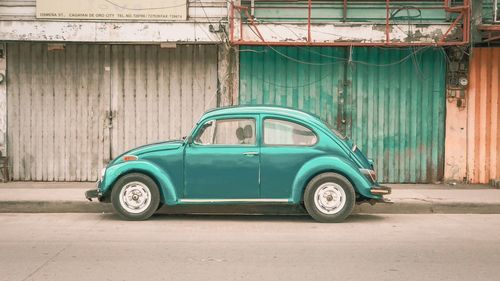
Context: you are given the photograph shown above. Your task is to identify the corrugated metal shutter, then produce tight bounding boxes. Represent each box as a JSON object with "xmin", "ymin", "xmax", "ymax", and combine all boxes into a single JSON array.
[
  {"xmin": 467, "ymin": 47, "xmax": 500, "ymax": 183},
  {"xmin": 7, "ymin": 43, "xmax": 111, "ymax": 181},
  {"xmin": 110, "ymin": 45, "xmax": 218, "ymax": 157},
  {"xmin": 239, "ymin": 46, "xmax": 347, "ymax": 128},
  {"xmin": 7, "ymin": 43, "xmax": 218, "ymax": 181},
  {"xmin": 239, "ymin": 46, "xmax": 446, "ymax": 183},
  {"xmin": 348, "ymin": 47, "xmax": 446, "ymax": 183}
]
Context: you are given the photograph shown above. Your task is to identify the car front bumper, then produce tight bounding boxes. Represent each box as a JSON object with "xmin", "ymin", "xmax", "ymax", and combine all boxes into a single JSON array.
[
  {"xmin": 85, "ymin": 181, "xmax": 104, "ymax": 202},
  {"xmin": 370, "ymin": 185, "xmax": 391, "ymax": 195}
]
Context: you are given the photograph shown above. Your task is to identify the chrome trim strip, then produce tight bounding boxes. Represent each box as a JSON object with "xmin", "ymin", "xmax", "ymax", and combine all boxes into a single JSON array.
[
  {"xmin": 370, "ymin": 187, "xmax": 392, "ymax": 195},
  {"xmin": 179, "ymin": 198, "xmax": 289, "ymax": 203}
]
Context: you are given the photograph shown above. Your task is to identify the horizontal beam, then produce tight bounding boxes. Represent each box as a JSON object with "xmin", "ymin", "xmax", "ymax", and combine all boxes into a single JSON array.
[
  {"xmin": 0, "ymin": 20, "xmax": 224, "ymax": 43},
  {"xmin": 236, "ymin": 23, "xmax": 464, "ymax": 45}
]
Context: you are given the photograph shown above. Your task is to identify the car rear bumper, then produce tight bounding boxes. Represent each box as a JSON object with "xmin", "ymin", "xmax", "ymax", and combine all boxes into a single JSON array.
[{"xmin": 370, "ymin": 185, "xmax": 391, "ymax": 195}]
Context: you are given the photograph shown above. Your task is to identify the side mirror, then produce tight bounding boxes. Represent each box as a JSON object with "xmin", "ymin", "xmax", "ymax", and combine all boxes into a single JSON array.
[{"xmin": 185, "ymin": 135, "xmax": 193, "ymax": 144}]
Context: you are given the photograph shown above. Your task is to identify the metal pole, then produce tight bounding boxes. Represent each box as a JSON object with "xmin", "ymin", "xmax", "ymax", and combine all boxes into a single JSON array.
[
  {"xmin": 308, "ymin": 0, "xmax": 312, "ymax": 44},
  {"xmin": 386, "ymin": 0, "xmax": 390, "ymax": 44}
]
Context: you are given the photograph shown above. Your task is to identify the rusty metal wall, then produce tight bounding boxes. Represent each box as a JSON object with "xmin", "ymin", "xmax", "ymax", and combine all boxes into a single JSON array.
[
  {"xmin": 467, "ymin": 47, "xmax": 500, "ymax": 183},
  {"xmin": 6, "ymin": 43, "xmax": 218, "ymax": 181},
  {"xmin": 0, "ymin": 0, "xmax": 227, "ymax": 20}
]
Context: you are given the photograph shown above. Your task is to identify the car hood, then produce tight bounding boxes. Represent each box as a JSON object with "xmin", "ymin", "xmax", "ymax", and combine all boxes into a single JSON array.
[{"xmin": 109, "ymin": 139, "xmax": 184, "ymax": 165}]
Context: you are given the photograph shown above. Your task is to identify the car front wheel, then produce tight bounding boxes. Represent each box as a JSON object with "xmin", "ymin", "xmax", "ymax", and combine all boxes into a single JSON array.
[
  {"xmin": 304, "ymin": 172, "xmax": 355, "ymax": 223},
  {"xmin": 111, "ymin": 173, "xmax": 160, "ymax": 221}
]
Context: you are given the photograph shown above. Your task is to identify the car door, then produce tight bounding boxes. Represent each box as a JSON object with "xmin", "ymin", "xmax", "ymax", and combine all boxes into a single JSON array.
[
  {"xmin": 183, "ymin": 116, "xmax": 260, "ymax": 200},
  {"xmin": 259, "ymin": 117, "xmax": 323, "ymax": 199}
]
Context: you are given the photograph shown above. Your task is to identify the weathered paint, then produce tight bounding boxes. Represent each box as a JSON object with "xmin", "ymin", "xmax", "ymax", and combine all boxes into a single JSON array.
[
  {"xmin": 445, "ymin": 48, "xmax": 500, "ymax": 183},
  {"xmin": 0, "ymin": 0, "xmax": 227, "ymax": 20},
  {"xmin": 7, "ymin": 43, "xmax": 110, "ymax": 181},
  {"xmin": 0, "ymin": 43, "xmax": 5, "ymax": 158},
  {"xmin": 109, "ymin": 44, "xmax": 218, "ymax": 158},
  {"xmin": 444, "ymin": 93, "xmax": 468, "ymax": 182},
  {"xmin": 348, "ymin": 47, "xmax": 446, "ymax": 183},
  {"xmin": 246, "ymin": 0, "xmax": 450, "ymax": 22},
  {"xmin": 0, "ymin": 21, "xmax": 223, "ymax": 43},
  {"xmin": 237, "ymin": 23, "xmax": 460, "ymax": 45},
  {"xmin": 0, "ymin": 0, "xmax": 227, "ymax": 42},
  {"xmin": 231, "ymin": 0, "xmax": 466, "ymax": 45},
  {"xmin": 239, "ymin": 46, "xmax": 346, "ymax": 126},
  {"xmin": 218, "ymin": 44, "xmax": 240, "ymax": 106},
  {"xmin": 466, "ymin": 48, "xmax": 500, "ymax": 183},
  {"xmin": 239, "ymin": 46, "xmax": 446, "ymax": 183},
  {"xmin": 482, "ymin": 0, "xmax": 499, "ymax": 23},
  {"xmin": 6, "ymin": 43, "xmax": 218, "ymax": 181}
]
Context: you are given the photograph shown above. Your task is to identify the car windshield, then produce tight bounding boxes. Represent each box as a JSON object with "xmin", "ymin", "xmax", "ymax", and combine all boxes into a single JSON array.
[{"xmin": 320, "ymin": 119, "xmax": 347, "ymax": 140}]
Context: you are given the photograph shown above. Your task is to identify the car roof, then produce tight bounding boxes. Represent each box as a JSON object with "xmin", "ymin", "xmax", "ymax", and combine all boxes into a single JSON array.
[{"xmin": 202, "ymin": 105, "xmax": 323, "ymax": 125}]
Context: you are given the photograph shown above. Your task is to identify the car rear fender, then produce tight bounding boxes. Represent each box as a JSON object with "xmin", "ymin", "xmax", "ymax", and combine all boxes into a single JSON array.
[
  {"xmin": 291, "ymin": 156, "xmax": 378, "ymax": 202},
  {"xmin": 101, "ymin": 160, "xmax": 178, "ymax": 205}
]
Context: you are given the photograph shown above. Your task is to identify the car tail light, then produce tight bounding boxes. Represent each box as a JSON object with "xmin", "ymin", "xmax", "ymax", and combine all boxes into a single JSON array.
[{"xmin": 360, "ymin": 169, "xmax": 377, "ymax": 183}]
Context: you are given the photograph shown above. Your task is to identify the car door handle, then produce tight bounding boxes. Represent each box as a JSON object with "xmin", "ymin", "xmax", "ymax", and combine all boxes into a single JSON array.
[{"xmin": 243, "ymin": 152, "xmax": 259, "ymax": 156}]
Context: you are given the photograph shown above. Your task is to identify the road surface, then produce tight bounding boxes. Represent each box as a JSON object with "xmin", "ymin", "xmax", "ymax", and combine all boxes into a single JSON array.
[{"xmin": 1, "ymin": 213, "xmax": 499, "ymax": 281}]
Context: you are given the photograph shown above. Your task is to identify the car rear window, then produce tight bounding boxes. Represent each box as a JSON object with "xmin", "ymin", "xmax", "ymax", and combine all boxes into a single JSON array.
[{"xmin": 263, "ymin": 119, "xmax": 317, "ymax": 146}]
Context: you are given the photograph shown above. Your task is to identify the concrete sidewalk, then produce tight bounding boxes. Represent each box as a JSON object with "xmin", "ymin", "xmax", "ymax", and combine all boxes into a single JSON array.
[{"xmin": 0, "ymin": 182, "xmax": 499, "ymax": 214}]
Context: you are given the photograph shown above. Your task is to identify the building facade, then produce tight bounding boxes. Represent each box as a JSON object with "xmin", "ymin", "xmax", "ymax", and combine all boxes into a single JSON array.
[{"xmin": 0, "ymin": 0, "xmax": 498, "ymax": 183}]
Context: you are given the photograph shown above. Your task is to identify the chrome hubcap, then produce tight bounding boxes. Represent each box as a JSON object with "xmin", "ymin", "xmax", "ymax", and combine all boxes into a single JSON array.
[
  {"xmin": 119, "ymin": 181, "xmax": 151, "ymax": 214},
  {"xmin": 314, "ymin": 183, "xmax": 346, "ymax": 215}
]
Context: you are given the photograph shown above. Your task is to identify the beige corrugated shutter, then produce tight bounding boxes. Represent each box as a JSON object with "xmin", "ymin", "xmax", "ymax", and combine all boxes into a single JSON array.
[{"xmin": 7, "ymin": 43, "xmax": 218, "ymax": 181}]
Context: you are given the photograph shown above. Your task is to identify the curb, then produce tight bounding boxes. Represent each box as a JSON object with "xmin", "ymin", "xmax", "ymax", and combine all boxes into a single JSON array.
[
  {"xmin": 355, "ymin": 202, "xmax": 500, "ymax": 214},
  {"xmin": 1, "ymin": 200, "xmax": 500, "ymax": 214},
  {"xmin": 0, "ymin": 201, "xmax": 113, "ymax": 213}
]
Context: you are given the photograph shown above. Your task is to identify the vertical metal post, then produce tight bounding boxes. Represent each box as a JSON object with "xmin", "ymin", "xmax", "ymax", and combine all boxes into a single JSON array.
[
  {"xmin": 385, "ymin": 0, "xmax": 390, "ymax": 44},
  {"xmin": 343, "ymin": 0, "xmax": 347, "ymax": 22},
  {"xmin": 0, "ymin": 43, "xmax": 6, "ymax": 159},
  {"xmin": 229, "ymin": 2, "xmax": 234, "ymax": 42},
  {"xmin": 495, "ymin": 0, "xmax": 499, "ymax": 22},
  {"xmin": 308, "ymin": 0, "xmax": 312, "ymax": 44}
]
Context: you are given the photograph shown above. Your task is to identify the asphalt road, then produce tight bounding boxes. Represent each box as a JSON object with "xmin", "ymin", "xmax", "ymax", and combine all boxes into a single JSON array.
[{"xmin": 1, "ymin": 213, "xmax": 500, "ymax": 281}]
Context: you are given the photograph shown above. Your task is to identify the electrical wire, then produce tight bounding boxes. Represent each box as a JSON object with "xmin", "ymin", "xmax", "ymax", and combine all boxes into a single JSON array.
[
  {"xmin": 240, "ymin": 43, "xmax": 432, "ymax": 68},
  {"xmin": 202, "ymin": 1, "xmax": 452, "ymax": 89},
  {"xmin": 238, "ymin": 8, "xmax": 439, "ymax": 68},
  {"xmin": 245, "ymin": 69, "xmax": 336, "ymax": 89}
]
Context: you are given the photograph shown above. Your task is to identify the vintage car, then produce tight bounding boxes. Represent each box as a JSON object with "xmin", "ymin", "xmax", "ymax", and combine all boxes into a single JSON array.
[{"xmin": 85, "ymin": 106, "xmax": 390, "ymax": 222}]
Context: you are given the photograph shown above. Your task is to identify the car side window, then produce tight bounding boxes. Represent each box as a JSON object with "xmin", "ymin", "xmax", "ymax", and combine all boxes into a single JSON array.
[
  {"xmin": 264, "ymin": 119, "xmax": 317, "ymax": 146},
  {"xmin": 194, "ymin": 119, "xmax": 256, "ymax": 145}
]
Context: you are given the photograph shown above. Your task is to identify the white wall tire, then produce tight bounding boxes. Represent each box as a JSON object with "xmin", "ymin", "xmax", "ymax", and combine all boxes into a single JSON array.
[
  {"xmin": 111, "ymin": 173, "xmax": 160, "ymax": 221},
  {"xmin": 304, "ymin": 173, "xmax": 355, "ymax": 223}
]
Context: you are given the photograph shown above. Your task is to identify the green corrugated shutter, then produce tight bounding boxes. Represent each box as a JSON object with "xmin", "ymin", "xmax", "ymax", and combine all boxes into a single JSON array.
[
  {"xmin": 239, "ymin": 46, "xmax": 446, "ymax": 183},
  {"xmin": 347, "ymin": 47, "xmax": 446, "ymax": 183},
  {"xmin": 239, "ymin": 46, "xmax": 347, "ymax": 128}
]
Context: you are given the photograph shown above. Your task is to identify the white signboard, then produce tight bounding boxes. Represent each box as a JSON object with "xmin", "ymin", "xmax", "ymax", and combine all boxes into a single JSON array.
[{"xmin": 36, "ymin": 0, "xmax": 187, "ymax": 21}]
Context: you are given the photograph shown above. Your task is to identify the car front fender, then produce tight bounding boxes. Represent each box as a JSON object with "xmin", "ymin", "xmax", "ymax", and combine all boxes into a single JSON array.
[
  {"xmin": 101, "ymin": 160, "xmax": 178, "ymax": 205},
  {"xmin": 290, "ymin": 156, "xmax": 379, "ymax": 203}
]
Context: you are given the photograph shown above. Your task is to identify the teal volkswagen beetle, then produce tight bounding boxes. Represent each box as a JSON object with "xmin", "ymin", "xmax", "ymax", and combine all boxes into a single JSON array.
[{"xmin": 86, "ymin": 106, "xmax": 390, "ymax": 222}]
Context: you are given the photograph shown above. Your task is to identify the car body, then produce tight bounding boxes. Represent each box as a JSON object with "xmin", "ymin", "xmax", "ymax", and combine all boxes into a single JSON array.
[{"xmin": 86, "ymin": 106, "xmax": 390, "ymax": 222}]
